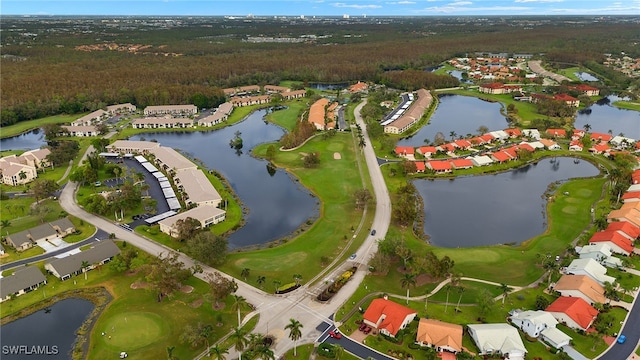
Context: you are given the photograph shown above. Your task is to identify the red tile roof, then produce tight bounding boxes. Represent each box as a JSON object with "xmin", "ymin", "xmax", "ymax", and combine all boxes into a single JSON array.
[
  {"xmin": 395, "ymin": 146, "xmax": 415, "ymax": 155},
  {"xmin": 418, "ymin": 146, "xmax": 437, "ymax": 155},
  {"xmin": 450, "ymin": 158, "xmax": 473, "ymax": 169},
  {"xmin": 590, "ymin": 143, "xmax": 610, "ymax": 153},
  {"xmin": 415, "ymin": 161, "xmax": 426, "ymax": 172},
  {"xmin": 428, "ymin": 160, "xmax": 452, "ymax": 171},
  {"xmin": 517, "ymin": 143, "xmax": 535, "ymax": 152},
  {"xmin": 546, "ymin": 128, "xmax": 567, "ymax": 137},
  {"xmin": 480, "ymin": 134, "xmax": 495, "ymax": 143},
  {"xmin": 622, "ymin": 191, "xmax": 640, "ymax": 201},
  {"xmin": 590, "ymin": 133, "xmax": 613, "ymax": 142},
  {"xmin": 363, "ymin": 298, "xmax": 417, "ymax": 336},
  {"xmin": 546, "ymin": 297, "xmax": 598, "ymax": 330},
  {"xmin": 606, "ymin": 221, "xmax": 640, "ymax": 239},
  {"xmin": 454, "ymin": 139, "xmax": 472, "ymax": 149},
  {"xmin": 439, "ymin": 143, "xmax": 457, "ymax": 153},
  {"xmin": 589, "ymin": 230, "xmax": 634, "ymax": 254},
  {"xmin": 554, "ymin": 93, "xmax": 578, "ymax": 103},
  {"xmin": 491, "ymin": 151, "xmax": 512, "ymax": 163},
  {"xmin": 503, "ymin": 146, "xmax": 519, "ymax": 159},
  {"xmin": 505, "ymin": 128, "xmax": 522, "ymax": 137}
]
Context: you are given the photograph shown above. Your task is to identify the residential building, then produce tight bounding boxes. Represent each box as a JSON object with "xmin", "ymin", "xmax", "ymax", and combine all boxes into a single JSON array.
[
  {"xmin": 149, "ymin": 146, "xmax": 198, "ymax": 174},
  {"xmin": 450, "ymin": 158, "xmax": 473, "ymax": 169},
  {"xmin": 384, "ymin": 89, "xmax": 432, "ymax": 134},
  {"xmin": 197, "ymin": 112, "xmax": 228, "ymax": 127},
  {"xmin": 416, "ymin": 319, "xmax": 463, "ymax": 354},
  {"xmin": 45, "ymin": 240, "xmax": 120, "ymax": 280},
  {"xmin": 281, "ymin": 90, "xmax": 306, "ymax": 100},
  {"xmin": 540, "ymin": 327, "xmax": 572, "ymax": 349},
  {"xmin": 426, "ymin": 160, "xmax": 452, "ymax": 173},
  {"xmin": 578, "ymin": 243, "xmax": 622, "ymax": 268},
  {"xmin": 230, "ymin": 95, "xmax": 271, "ymax": 107},
  {"xmin": 131, "ymin": 117, "xmax": 194, "ymax": 129},
  {"xmin": 467, "ymin": 323, "xmax": 527, "ymax": 359},
  {"xmin": 570, "ymin": 84, "xmax": 600, "ymax": 96},
  {"xmin": 348, "ymin": 81, "xmax": 369, "ymax": 93},
  {"xmin": 606, "ymin": 221, "xmax": 640, "ymax": 240},
  {"xmin": 589, "ymin": 230, "xmax": 634, "ymax": 256},
  {"xmin": 362, "ymin": 297, "xmax": 417, "ymax": 337},
  {"xmin": 553, "ymin": 94, "xmax": 580, "ymax": 107},
  {"xmin": 143, "ymin": 104, "xmax": 197, "ymax": 116},
  {"xmin": 539, "ymin": 139, "xmax": 561, "ymax": 150},
  {"xmin": 478, "ymin": 83, "xmax": 522, "ymax": 94},
  {"xmin": 565, "ymin": 258, "xmax": 616, "ymax": 286},
  {"xmin": 174, "ymin": 169, "xmax": 222, "ymax": 207},
  {"xmin": 106, "ymin": 103, "xmax": 137, "ymax": 114},
  {"xmin": 509, "ymin": 310, "xmax": 558, "ymax": 338},
  {"xmin": 545, "ymin": 297, "xmax": 598, "ymax": 331},
  {"xmin": 0, "ymin": 266, "xmax": 47, "ymax": 302},
  {"xmin": 308, "ymin": 98, "xmax": 330, "ymax": 130},
  {"xmin": 158, "ymin": 205, "xmax": 226, "ymax": 236},
  {"xmin": 552, "ymin": 274, "xmax": 606, "ymax": 305},
  {"xmin": 471, "ymin": 155, "xmax": 493, "ymax": 167},
  {"xmin": 264, "ymin": 85, "xmax": 290, "ymax": 93},
  {"xmin": 108, "ymin": 140, "xmax": 161, "ymax": 155},
  {"xmin": 0, "ymin": 160, "xmax": 37, "ymax": 186},
  {"xmin": 61, "ymin": 125, "xmax": 99, "ymax": 137},
  {"xmin": 395, "ymin": 146, "xmax": 415, "ymax": 159},
  {"xmin": 546, "ymin": 129, "xmax": 567, "ymax": 138},
  {"xmin": 5, "ymin": 219, "xmax": 76, "ymax": 252},
  {"xmin": 71, "ymin": 109, "xmax": 108, "ymax": 126},
  {"xmin": 608, "ymin": 202, "xmax": 640, "ymax": 228}
]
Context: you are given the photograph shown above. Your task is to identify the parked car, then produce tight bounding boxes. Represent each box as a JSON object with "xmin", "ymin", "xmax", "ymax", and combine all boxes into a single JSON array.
[
  {"xmin": 617, "ymin": 334, "xmax": 626, "ymax": 344},
  {"xmin": 359, "ymin": 323, "xmax": 367, "ymax": 331},
  {"xmin": 363, "ymin": 326, "xmax": 372, "ymax": 334},
  {"xmin": 329, "ymin": 330, "xmax": 342, "ymax": 339}
]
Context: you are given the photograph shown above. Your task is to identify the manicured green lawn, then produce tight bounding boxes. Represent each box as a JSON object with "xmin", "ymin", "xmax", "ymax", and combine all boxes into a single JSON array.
[
  {"xmin": 613, "ymin": 100, "xmax": 640, "ymax": 111},
  {"xmin": 220, "ymin": 131, "xmax": 373, "ymax": 289},
  {"xmin": 0, "ymin": 113, "xmax": 80, "ymax": 139}
]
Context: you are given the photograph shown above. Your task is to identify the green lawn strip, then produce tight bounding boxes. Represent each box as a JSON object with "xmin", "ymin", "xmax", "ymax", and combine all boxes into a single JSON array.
[
  {"xmin": 427, "ymin": 280, "xmax": 503, "ymax": 304},
  {"xmin": 266, "ymin": 99, "xmax": 308, "ymax": 132},
  {"xmin": 560, "ymin": 323, "xmax": 609, "ymax": 358},
  {"xmin": 613, "ymin": 100, "xmax": 640, "ymax": 111},
  {"xmin": 220, "ymin": 132, "xmax": 369, "ymax": 289},
  {"xmin": 0, "ymin": 246, "xmax": 45, "ymax": 266},
  {"xmin": 608, "ymin": 268, "xmax": 640, "ymax": 293},
  {"xmin": 555, "ymin": 67, "xmax": 583, "ymax": 82},
  {"xmin": 0, "ymin": 113, "xmax": 80, "ymax": 139},
  {"xmin": 0, "ymin": 198, "xmax": 66, "ymax": 233},
  {"xmin": 62, "ymin": 215, "xmax": 97, "ymax": 243}
]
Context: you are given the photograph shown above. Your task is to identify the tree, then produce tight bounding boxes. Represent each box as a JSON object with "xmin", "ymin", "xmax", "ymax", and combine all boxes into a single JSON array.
[
  {"xmin": 333, "ymin": 344, "xmax": 345, "ymax": 360},
  {"xmin": 477, "ymin": 125, "xmax": 489, "ymax": 135},
  {"xmin": 543, "ymin": 258, "xmax": 559, "ymax": 285},
  {"xmin": 583, "ymin": 123, "xmax": 592, "ymax": 132},
  {"xmin": 499, "ymin": 283, "xmax": 512, "ymax": 306},
  {"xmin": 455, "ymin": 285, "xmax": 465, "ymax": 313},
  {"xmin": 207, "ymin": 272, "xmax": 238, "ymax": 308},
  {"xmin": 172, "ymin": 217, "xmax": 201, "ymax": 242},
  {"xmin": 30, "ymin": 178, "xmax": 59, "ymax": 203},
  {"xmin": 354, "ymin": 188, "xmax": 372, "ymax": 210},
  {"xmin": 534, "ymin": 295, "xmax": 550, "ymax": 310},
  {"xmin": 265, "ymin": 145, "xmax": 276, "ymax": 160},
  {"xmin": 209, "ymin": 344, "xmax": 228, "ymax": 360},
  {"xmin": 603, "ymin": 281, "xmax": 619, "ymax": 303},
  {"xmin": 144, "ymin": 252, "xmax": 192, "ymax": 302},
  {"xmin": 232, "ymin": 295, "xmax": 248, "ymax": 327},
  {"xmin": 256, "ymin": 276, "xmax": 266, "ymax": 289},
  {"xmin": 230, "ymin": 327, "xmax": 248, "ymax": 360},
  {"xmin": 241, "ymin": 268, "xmax": 250, "ymax": 281},
  {"xmin": 81, "ymin": 260, "xmax": 91, "ymax": 280},
  {"xmin": 186, "ymin": 231, "xmax": 228, "ymax": 266},
  {"xmin": 476, "ymin": 289, "xmax": 494, "ymax": 320},
  {"xmin": 18, "ymin": 170, "xmax": 27, "ymax": 181},
  {"xmin": 401, "ymin": 273, "xmax": 416, "ymax": 304},
  {"xmin": 285, "ymin": 318, "xmax": 303, "ymax": 357},
  {"xmin": 0, "ymin": 219, "xmax": 11, "ymax": 230},
  {"xmin": 302, "ymin": 152, "xmax": 320, "ymax": 168},
  {"xmin": 273, "ymin": 279, "xmax": 281, "ymax": 293},
  {"xmin": 433, "ymin": 132, "xmax": 445, "ymax": 145},
  {"xmin": 293, "ymin": 274, "xmax": 303, "ymax": 286},
  {"xmin": 166, "ymin": 345, "xmax": 176, "ymax": 360},
  {"xmin": 449, "ymin": 131, "xmax": 457, "ymax": 141},
  {"xmin": 180, "ymin": 322, "xmax": 213, "ymax": 351}
]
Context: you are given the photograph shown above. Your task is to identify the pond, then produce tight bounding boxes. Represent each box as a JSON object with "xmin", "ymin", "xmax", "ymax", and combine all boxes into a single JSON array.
[
  {"xmin": 1, "ymin": 298, "xmax": 94, "ymax": 359},
  {"xmin": 447, "ymin": 70, "xmax": 472, "ymax": 84},
  {"xmin": 130, "ymin": 110, "xmax": 319, "ymax": 249},
  {"xmin": 308, "ymin": 83, "xmax": 348, "ymax": 91},
  {"xmin": 414, "ymin": 157, "xmax": 600, "ymax": 248},
  {"xmin": 397, "ymin": 94, "xmax": 508, "ymax": 147},
  {"xmin": 574, "ymin": 95, "xmax": 640, "ymax": 139},
  {"xmin": 575, "ymin": 72, "xmax": 599, "ymax": 82},
  {"xmin": 0, "ymin": 129, "xmax": 47, "ymax": 151}
]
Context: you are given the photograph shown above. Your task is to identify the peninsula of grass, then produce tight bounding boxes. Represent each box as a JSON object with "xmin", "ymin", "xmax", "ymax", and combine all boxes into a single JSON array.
[
  {"xmin": 613, "ymin": 100, "xmax": 640, "ymax": 111},
  {"xmin": 0, "ymin": 113, "xmax": 79, "ymax": 139},
  {"xmin": 219, "ymin": 131, "xmax": 374, "ymax": 289}
]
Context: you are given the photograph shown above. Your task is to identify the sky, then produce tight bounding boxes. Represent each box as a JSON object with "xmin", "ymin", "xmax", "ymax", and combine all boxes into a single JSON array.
[{"xmin": 2, "ymin": 0, "xmax": 639, "ymax": 16}]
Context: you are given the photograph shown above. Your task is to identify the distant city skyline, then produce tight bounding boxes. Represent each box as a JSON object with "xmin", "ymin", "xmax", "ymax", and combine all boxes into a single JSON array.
[{"xmin": 3, "ymin": 0, "xmax": 639, "ymax": 16}]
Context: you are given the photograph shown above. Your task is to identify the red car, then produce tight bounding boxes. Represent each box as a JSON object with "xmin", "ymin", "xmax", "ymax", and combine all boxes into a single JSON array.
[
  {"xmin": 329, "ymin": 330, "xmax": 342, "ymax": 339},
  {"xmin": 363, "ymin": 326, "xmax": 372, "ymax": 334},
  {"xmin": 358, "ymin": 323, "xmax": 367, "ymax": 331}
]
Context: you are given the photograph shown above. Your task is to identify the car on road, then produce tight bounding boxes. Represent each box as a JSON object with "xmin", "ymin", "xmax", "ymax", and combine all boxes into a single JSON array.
[
  {"xmin": 349, "ymin": 253, "xmax": 357, "ymax": 260},
  {"xmin": 370, "ymin": 229, "xmax": 376, "ymax": 236},
  {"xmin": 329, "ymin": 330, "xmax": 342, "ymax": 339},
  {"xmin": 617, "ymin": 334, "xmax": 626, "ymax": 344}
]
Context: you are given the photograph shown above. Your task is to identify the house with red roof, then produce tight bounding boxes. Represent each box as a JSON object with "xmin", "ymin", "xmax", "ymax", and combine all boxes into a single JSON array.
[
  {"xmin": 416, "ymin": 319, "xmax": 463, "ymax": 354},
  {"xmin": 479, "ymin": 134, "xmax": 495, "ymax": 143},
  {"xmin": 632, "ymin": 170, "xmax": 640, "ymax": 184},
  {"xmin": 553, "ymin": 94, "xmax": 580, "ymax": 107},
  {"xmin": 622, "ymin": 192, "xmax": 640, "ymax": 203},
  {"xmin": 348, "ymin": 81, "xmax": 369, "ymax": 93},
  {"xmin": 395, "ymin": 146, "xmax": 415, "ymax": 159},
  {"xmin": 505, "ymin": 128, "xmax": 522, "ymax": 138},
  {"xmin": 426, "ymin": 160, "xmax": 452, "ymax": 173},
  {"xmin": 517, "ymin": 143, "xmax": 535, "ymax": 153},
  {"xmin": 546, "ymin": 129, "xmax": 567, "ymax": 138},
  {"xmin": 503, "ymin": 146, "xmax": 519, "ymax": 159},
  {"xmin": 491, "ymin": 151, "xmax": 513, "ymax": 163},
  {"xmin": 545, "ymin": 297, "xmax": 598, "ymax": 331},
  {"xmin": 572, "ymin": 129, "xmax": 586, "ymax": 140},
  {"xmin": 450, "ymin": 158, "xmax": 474, "ymax": 169},
  {"xmin": 589, "ymin": 230, "xmax": 634, "ymax": 256},
  {"xmin": 414, "ymin": 161, "xmax": 426, "ymax": 173},
  {"xmin": 417, "ymin": 146, "xmax": 437, "ymax": 157},
  {"xmin": 569, "ymin": 140, "xmax": 583, "ymax": 152},
  {"xmin": 589, "ymin": 143, "xmax": 610, "ymax": 155},
  {"xmin": 590, "ymin": 132, "xmax": 613, "ymax": 143},
  {"xmin": 438, "ymin": 143, "xmax": 457, "ymax": 154},
  {"xmin": 454, "ymin": 139, "xmax": 472, "ymax": 150},
  {"xmin": 478, "ymin": 83, "xmax": 522, "ymax": 95},
  {"xmin": 363, "ymin": 297, "xmax": 417, "ymax": 337},
  {"xmin": 571, "ymin": 84, "xmax": 600, "ymax": 96},
  {"xmin": 606, "ymin": 221, "xmax": 640, "ymax": 240},
  {"xmin": 469, "ymin": 136, "xmax": 485, "ymax": 146}
]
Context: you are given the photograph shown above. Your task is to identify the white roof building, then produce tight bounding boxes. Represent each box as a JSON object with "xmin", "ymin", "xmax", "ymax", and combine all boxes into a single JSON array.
[
  {"xmin": 467, "ymin": 324, "xmax": 527, "ymax": 359},
  {"xmin": 108, "ymin": 140, "xmax": 160, "ymax": 154},
  {"xmin": 158, "ymin": 205, "xmax": 226, "ymax": 237},
  {"xmin": 522, "ymin": 129, "xmax": 541, "ymax": 140},
  {"xmin": 489, "ymin": 130, "xmax": 509, "ymax": 141},
  {"xmin": 509, "ymin": 310, "xmax": 558, "ymax": 338},
  {"xmin": 540, "ymin": 328, "xmax": 572, "ymax": 349},
  {"xmin": 471, "ymin": 155, "xmax": 494, "ymax": 166},
  {"xmin": 174, "ymin": 169, "xmax": 222, "ymax": 207},
  {"xmin": 149, "ymin": 146, "xmax": 198, "ymax": 174},
  {"xmin": 566, "ymin": 258, "xmax": 616, "ymax": 286},
  {"xmin": 578, "ymin": 243, "xmax": 623, "ymax": 268}
]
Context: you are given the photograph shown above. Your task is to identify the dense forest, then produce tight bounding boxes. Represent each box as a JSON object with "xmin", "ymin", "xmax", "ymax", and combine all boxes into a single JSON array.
[{"xmin": 2, "ymin": 16, "xmax": 639, "ymax": 126}]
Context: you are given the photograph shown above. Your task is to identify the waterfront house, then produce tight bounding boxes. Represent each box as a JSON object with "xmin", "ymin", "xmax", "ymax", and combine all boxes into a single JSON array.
[
  {"xmin": 143, "ymin": 104, "xmax": 197, "ymax": 116},
  {"xmin": 45, "ymin": 240, "xmax": 120, "ymax": 280},
  {"xmin": 589, "ymin": 230, "xmax": 634, "ymax": 256},
  {"xmin": 0, "ymin": 266, "xmax": 47, "ymax": 302},
  {"xmin": 158, "ymin": 205, "xmax": 226, "ymax": 237}
]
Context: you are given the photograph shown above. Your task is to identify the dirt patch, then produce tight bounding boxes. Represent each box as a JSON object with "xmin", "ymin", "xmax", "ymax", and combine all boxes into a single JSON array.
[
  {"xmin": 130, "ymin": 281, "xmax": 149, "ymax": 290},
  {"xmin": 334, "ymin": 152, "xmax": 341, "ymax": 160},
  {"xmin": 190, "ymin": 299, "xmax": 203, "ymax": 308},
  {"xmin": 180, "ymin": 285, "xmax": 194, "ymax": 294},
  {"xmin": 416, "ymin": 274, "xmax": 439, "ymax": 287},
  {"xmin": 125, "ymin": 269, "xmax": 141, "ymax": 277},
  {"xmin": 212, "ymin": 302, "xmax": 226, "ymax": 311}
]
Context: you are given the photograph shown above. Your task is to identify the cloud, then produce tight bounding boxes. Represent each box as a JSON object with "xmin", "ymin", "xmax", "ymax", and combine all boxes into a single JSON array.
[
  {"xmin": 331, "ymin": 2, "xmax": 382, "ymax": 9},
  {"xmin": 386, "ymin": 1, "xmax": 416, "ymax": 4},
  {"xmin": 514, "ymin": 0, "xmax": 563, "ymax": 3}
]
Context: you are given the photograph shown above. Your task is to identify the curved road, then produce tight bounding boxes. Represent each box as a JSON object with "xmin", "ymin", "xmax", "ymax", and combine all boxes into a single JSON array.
[{"xmin": 57, "ymin": 99, "xmax": 393, "ymax": 359}]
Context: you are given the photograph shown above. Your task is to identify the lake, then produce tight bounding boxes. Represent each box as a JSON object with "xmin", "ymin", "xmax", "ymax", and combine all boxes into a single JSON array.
[
  {"xmin": 1, "ymin": 298, "xmax": 94, "ymax": 359},
  {"xmin": 415, "ymin": 157, "xmax": 600, "ymax": 248},
  {"xmin": 0, "ymin": 129, "xmax": 47, "ymax": 151},
  {"xmin": 575, "ymin": 72, "xmax": 599, "ymax": 82},
  {"xmin": 574, "ymin": 95, "xmax": 640, "ymax": 139},
  {"xmin": 130, "ymin": 110, "xmax": 319, "ymax": 249},
  {"xmin": 396, "ymin": 94, "xmax": 508, "ymax": 147}
]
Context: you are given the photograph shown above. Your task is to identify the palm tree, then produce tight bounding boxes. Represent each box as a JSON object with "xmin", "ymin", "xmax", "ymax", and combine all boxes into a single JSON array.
[
  {"xmin": 444, "ymin": 284, "xmax": 452, "ymax": 313},
  {"xmin": 256, "ymin": 275, "xmax": 265, "ymax": 289},
  {"xmin": 603, "ymin": 282, "xmax": 619, "ymax": 303},
  {"xmin": 18, "ymin": 170, "xmax": 27, "ymax": 181},
  {"xmin": 81, "ymin": 260, "xmax": 90, "ymax": 280},
  {"xmin": 455, "ymin": 286, "xmax": 465, "ymax": 313},
  {"xmin": 0, "ymin": 219, "xmax": 11, "ymax": 230},
  {"xmin": 241, "ymin": 268, "xmax": 250, "ymax": 281},
  {"xmin": 499, "ymin": 283, "xmax": 512, "ymax": 306},
  {"xmin": 273, "ymin": 280, "xmax": 281, "ymax": 293},
  {"xmin": 166, "ymin": 346, "xmax": 175, "ymax": 360},
  {"xmin": 285, "ymin": 318, "xmax": 303, "ymax": 357},
  {"xmin": 449, "ymin": 131, "xmax": 457, "ymax": 141},
  {"xmin": 400, "ymin": 273, "xmax": 416, "ymax": 304},
  {"xmin": 209, "ymin": 344, "xmax": 228, "ymax": 360},
  {"xmin": 543, "ymin": 259, "xmax": 558, "ymax": 286},
  {"xmin": 230, "ymin": 327, "xmax": 248, "ymax": 360},
  {"xmin": 293, "ymin": 274, "xmax": 303, "ymax": 286},
  {"xmin": 333, "ymin": 344, "xmax": 345, "ymax": 360},
  {"xmin": 583, "ymin": 123, "xmax": 591, "ymax": 132},
  {"xmin": 232, "ymin": 295, "xmax": 248, "ymax": 327}
]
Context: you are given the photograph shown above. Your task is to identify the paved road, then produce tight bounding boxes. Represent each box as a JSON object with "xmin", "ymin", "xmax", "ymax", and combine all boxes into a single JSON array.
[
  {"xmin": 528, "ymin": 60, "xmax": 572, "ymax": 84},
  {"xmin": 320, "ymin": 323, "xmax": 394, "ymax": 360},
  {"xmin": 597, "ymin": 291, "xmax": 640, "ymax": 360}
]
